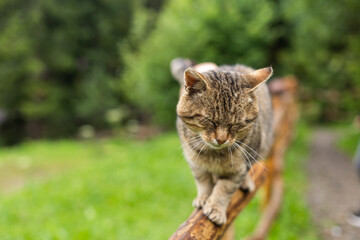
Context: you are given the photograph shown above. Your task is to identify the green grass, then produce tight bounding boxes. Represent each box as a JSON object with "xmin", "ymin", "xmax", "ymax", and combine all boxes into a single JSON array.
[
  {"xmin": 337, "ymin": 124, "xmax": 360, "ymax": 157},
  {"xmin": 0, "ymin": 124, "xmax": 318, "ymax": 239}
]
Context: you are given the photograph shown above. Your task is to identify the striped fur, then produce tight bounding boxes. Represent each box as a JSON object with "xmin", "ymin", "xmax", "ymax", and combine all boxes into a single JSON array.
[{"xmin": 171, "ymin": 58, "xmax": 273, "ymax": 225}]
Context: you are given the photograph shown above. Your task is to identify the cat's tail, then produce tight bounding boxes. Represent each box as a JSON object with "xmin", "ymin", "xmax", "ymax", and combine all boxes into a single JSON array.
[{"xmin": 170, "ymin": 58, "xmax": 195, "ymax": 85}]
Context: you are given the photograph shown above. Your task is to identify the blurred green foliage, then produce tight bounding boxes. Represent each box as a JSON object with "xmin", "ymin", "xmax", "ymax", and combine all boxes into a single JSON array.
[
  {"xmin": 280, "ymin": 0, "xmax": 360, "ymax": 122},
  {"xmin": 122, "ymin": 0, "xmax": 360, "ymax": 127},
  {"xmin": 0, "ymin": 123, "xmax": 317, "ymax": 239},
  {"xmin": 121, "ymin": 0, "xmax": 277, "ymax": 126},
  {"xmin": 0, "ymin": 0, "xmax": 164, "ymax": 144},
  {"xmin": 0, "ymin": 0, "xmax": 359, "ymax": 144}
]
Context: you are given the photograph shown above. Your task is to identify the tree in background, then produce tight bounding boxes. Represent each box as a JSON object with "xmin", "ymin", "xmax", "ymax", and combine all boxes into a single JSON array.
[
  {"xmin": 0, "ymin": 0, "xmax": 164, "ymax": 145},
  {"xmin": 121, "ymin": 0, "xmax": 277, "ymax": 127},
  {"xmin": 1, "ymin": 0, "xmax": 359, "ymax": 144},
  {"xmin": 280, "ymin": 0, "xmax": 360, "ymax": 121},
  {"xmin": 121, "ymin": 0, "xmax": 360, "ymax": 127}
]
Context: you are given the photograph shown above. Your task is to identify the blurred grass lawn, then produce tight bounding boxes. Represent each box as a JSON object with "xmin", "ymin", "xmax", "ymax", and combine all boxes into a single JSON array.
[
  {"xmin": 0, "ymin": 123, "xmax": 318, "ymax": 240},
  {"xmin": 338, "ymin": 126, "xmax": 360, "ymax": 157}
]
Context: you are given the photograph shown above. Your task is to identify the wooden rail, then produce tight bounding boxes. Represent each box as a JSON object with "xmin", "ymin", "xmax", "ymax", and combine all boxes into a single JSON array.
[
  {"xmin": 169, "ymin": 163, "xmax": 267, "ymax": 240},
  {"xmin": 170, "ymin": 76, "xmax": 298, "ymax": 240}
]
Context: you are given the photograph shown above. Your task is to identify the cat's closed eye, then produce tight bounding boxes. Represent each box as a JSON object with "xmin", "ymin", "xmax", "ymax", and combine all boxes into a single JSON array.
[
  {"xmin": 181, "ymin": 114, "xmax": 201, "ymax": 119},
  {"xmin": 230, "ymin": 119, "xmax": 255, "ymax": 132},
  {"xmin": 245, "ymin": 117, "xmax": 257, "ymax": 124},
  {"xmin": 230, "ymin": 124, "xmax": 245, "ymax": 132},
  {"xmin": 181, "ymin": 115, "xmax": 216, "ymax": 128},
  {"xmin": 199, "ymin": 118, "xmax": 216, "ymax": 128}
]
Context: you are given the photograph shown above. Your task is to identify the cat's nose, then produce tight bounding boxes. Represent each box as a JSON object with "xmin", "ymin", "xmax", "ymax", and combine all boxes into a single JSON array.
[
  {"xmin": 215, "ymin": 128, "xmax": 228, "ymax": 145},
  {"xmin": 216, "ymin": 138, "xmax": 226, "ymax": 145},
  {"xmin": 215, "ymin": 127, "xmax": 229, "ymax": 145}
]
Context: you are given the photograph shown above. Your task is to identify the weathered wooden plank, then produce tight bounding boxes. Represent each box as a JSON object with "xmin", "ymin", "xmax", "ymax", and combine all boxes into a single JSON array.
[{"xmin": 247, "ymin": 76, "xmax": 298, "ymax": 240}]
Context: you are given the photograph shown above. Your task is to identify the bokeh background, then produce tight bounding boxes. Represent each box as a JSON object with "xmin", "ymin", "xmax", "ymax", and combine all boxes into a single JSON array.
[{"xmin": 0, "ymin": 0, "xmax": 359, "ymax": 239}]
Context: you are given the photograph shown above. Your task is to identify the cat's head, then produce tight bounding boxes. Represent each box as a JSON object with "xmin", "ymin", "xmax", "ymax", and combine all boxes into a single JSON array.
[{"xmin": 177, "ymin": 67, "xmax": 272, "ymax": 150}]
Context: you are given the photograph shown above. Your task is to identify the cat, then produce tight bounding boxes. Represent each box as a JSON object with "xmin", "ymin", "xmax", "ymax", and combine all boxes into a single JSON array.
[{"xmin": 171, "ymin": 58, "xmax": 273, "ymax": 225}]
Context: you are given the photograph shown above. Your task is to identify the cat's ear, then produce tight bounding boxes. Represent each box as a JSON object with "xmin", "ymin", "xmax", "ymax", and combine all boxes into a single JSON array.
[
  {"xmin": 184, "ymin": 68, "xmax": 209, "ymax": 93},
  {"xmin": 244, "ymin": 67, "xmax": 273, "ymax": 92}
]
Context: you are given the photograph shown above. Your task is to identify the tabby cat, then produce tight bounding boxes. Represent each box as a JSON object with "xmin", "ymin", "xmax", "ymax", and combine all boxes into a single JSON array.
[{"xmin": 171, "ymin": 58, "xmax": 273, "ymax": 225}]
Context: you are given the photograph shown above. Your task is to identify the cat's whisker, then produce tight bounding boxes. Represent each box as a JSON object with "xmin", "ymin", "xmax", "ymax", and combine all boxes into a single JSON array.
[
  {"xmin": 233, "ymin": 143, "xmax": 254, "ymax": 178},
  {"xmin": 235, "ymin": 143, "xmax": 269, "ymax": 172},
  {"xmin": 228, "ymin": 146, "xmax": 234, "ymax": 169},
  {"xmin": 184, "ymin": 136, "xmax": 202, "ymax": 144},
  {"xmin": 188, "ymin": 135, "xmax": 202, "ymax": 142},
  {"xmin": 194, "ymin": 139, "xmax": 206, "ymax": 149},
  {"xmin": 180, "ymin": 140, "xmax": 201, "ymax": 149},
  {"xmin": 242, "ymin": 148, "xmax": 270, "ymax": 172},
  {"xmin": 180, "ymin": 136, "xmax": 203, "ymax": 149},
  {"xmin": 195, "ymin": 142, "xmax": 207, "ymax": 162},
  {"xmin": 234, "ymin": 143, "xmax": 260, "ymax": 177},
  {"xmin": 237, "ymin": 141, "xmax": 265, "ymax": 160},
  {"xmin": 189, "ymin": 139, "xmax": 203, "ymax": 146},
  {"xmin": 183, "ymin": 141, "xmax": 202, "ymax": 152},
  {"xmin": 182, "ymin": 135, "xmax": 201, "ymax": 142}
]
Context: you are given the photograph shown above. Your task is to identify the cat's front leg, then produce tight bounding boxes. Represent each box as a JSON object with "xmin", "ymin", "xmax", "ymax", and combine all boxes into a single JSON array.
[
  {"xmin": 203, "ymin": 174, "xmax": 245, "ymax": 225},
  {"xmin": 239, "ymin": 173, "xmax": 255, "ymax": 192},
  {"xmin": 191, "ymin": 167, "xmax": 214, "ymax": 208}
]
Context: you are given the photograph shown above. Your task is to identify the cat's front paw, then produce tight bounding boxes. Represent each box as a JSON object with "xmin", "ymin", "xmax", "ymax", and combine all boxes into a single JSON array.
[
  {"xmin": 192, "ymin": 195, "xmax": 209, "ymax": 208},
  {"xmin": 203, "ymin": 202, "xmax": 227, "ymax": 225}
]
